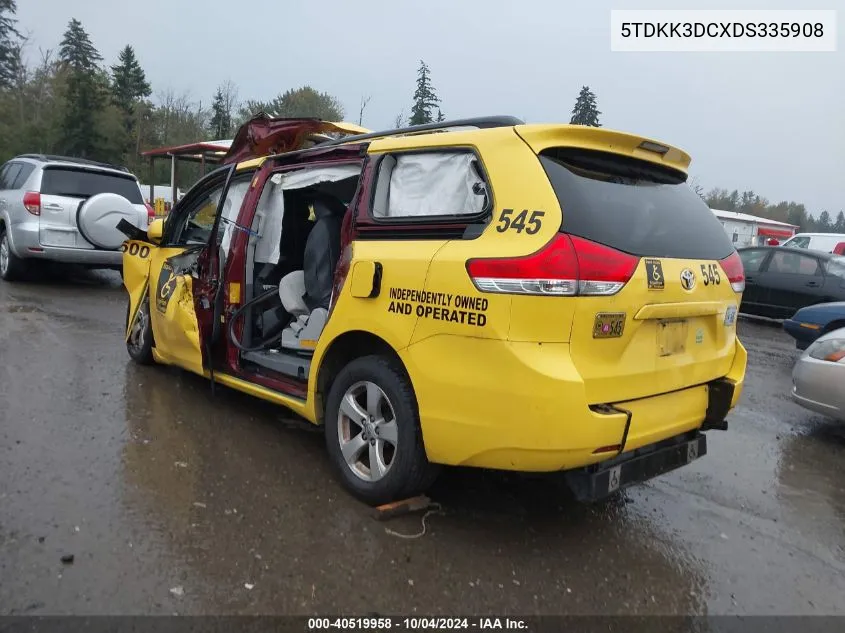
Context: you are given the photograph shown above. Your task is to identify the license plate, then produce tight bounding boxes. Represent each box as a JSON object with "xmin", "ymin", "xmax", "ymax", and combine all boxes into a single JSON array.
[
  {"xmin": 657, "ymin": 319, "xmax": 688, "ymax": 356},
  {"xmin": 593, "ymin": 312, "xmax": 626, "ymax": 338},
  {"xmin": 564, "ymin": 435, "xmax": 707, "ymax": 502},
  {"xmin": 40, "ymin": 230, "xmax": 76, "ymax": 248}
]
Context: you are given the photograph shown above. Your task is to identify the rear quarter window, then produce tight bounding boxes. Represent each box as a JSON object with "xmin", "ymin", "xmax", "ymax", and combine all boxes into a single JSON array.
[
  {"xmin": 40, "ymin": 167, "xmax": 143, "ymax": 204},
  {"xmin": 539, "ymin": 148, "xmax": 734, "ymax": 260}
]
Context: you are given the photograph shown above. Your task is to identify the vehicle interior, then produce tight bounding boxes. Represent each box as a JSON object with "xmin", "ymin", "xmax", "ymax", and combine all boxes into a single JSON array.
[{"xmin": 228, "ymin": 164, "xmax": 363, "ymax": 382}]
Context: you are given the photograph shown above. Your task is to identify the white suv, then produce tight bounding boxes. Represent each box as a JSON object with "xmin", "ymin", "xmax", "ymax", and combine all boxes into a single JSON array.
[{"xmin": 0, "ymin": 154, "xmax": 153, "ymax": 281}]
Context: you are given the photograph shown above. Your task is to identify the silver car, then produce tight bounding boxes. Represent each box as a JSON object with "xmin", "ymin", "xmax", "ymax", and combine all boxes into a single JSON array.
[
  {"xmin": 792, "ymin": 327, "xmax": 845, "ymax": 421},
  {"xmin": 0, "ymin": 154, "xmax": 152, "ymax": 281}
]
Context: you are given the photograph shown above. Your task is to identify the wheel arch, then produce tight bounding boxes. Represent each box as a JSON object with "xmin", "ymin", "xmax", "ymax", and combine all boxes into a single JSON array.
[
  {"xmin": 822, "ymin": 318, "xmax": 845, "ymax": 334},
  {"xmin": 314, "ymin": 329, "xmax": 414, "ymax": 425}
]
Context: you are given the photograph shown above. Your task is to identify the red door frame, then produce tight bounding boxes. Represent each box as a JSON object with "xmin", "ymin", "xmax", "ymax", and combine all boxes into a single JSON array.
[{"xmin": 220, "ymin": 148, "xmax": 367, "ymax": 398}]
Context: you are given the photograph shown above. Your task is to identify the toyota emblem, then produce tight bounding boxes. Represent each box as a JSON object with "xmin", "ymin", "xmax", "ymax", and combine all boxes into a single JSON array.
[{"xmin": 680, "ymin": 268, "xmax": 696, "ymax": 291}]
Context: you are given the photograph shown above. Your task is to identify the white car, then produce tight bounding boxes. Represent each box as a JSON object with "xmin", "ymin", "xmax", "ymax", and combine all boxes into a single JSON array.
[
  {"xmin": 0, "ymin": 154, "xmax": 153, "ymax": 281},
  {"xmin": 780, "ymin": 232, "xmax": 845, "ymax": 254}
]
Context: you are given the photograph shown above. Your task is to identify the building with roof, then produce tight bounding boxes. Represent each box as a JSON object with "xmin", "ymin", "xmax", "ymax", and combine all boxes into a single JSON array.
[{"xmin": 711, "ymin": 209, "xmax": 798, "ymax": 248}]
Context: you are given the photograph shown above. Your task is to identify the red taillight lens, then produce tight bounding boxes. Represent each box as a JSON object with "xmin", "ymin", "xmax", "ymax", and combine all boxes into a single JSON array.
[
  {"xmin": 466, "ymin": 233, "xmax": 638, "ymax": 296},
  {"xmin": 23, "ymin": 191, "xmax": 40, "ymax": 216},
  {"xmin": 145, "ymin": 202, "xmax": 155, "ymax": 222},
  {"xmin": 719, "ymin": 251, "xmax": 745, "ymax": 293}
]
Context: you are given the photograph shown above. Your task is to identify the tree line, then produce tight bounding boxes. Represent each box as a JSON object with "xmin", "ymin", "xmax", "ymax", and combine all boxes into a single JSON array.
[{"xmin": 0, "ymin": 4, "xmax": 835, "ymax": 225}]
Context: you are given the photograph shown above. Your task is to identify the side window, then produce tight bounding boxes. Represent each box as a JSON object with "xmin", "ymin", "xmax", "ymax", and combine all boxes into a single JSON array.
[
  {"xmin": 0, "ymin": 162, "xmax": 23, "ymax": 190},
  {"xmin": 371, "ymin": 151, "xmax": 489, "ymax": 219},
  {"xmin": 11, "ymin": 163, "xmax": 35, "ymax": 190},
  {"xmin": 769, "ymin": 252, "xmax": 821, "ymax": 276},
  {"xmin": 168, "ymin": 173, "xmax": 252, "ymax": 246},
  {"xmin": 784, "ymin": 236, "xmax": 809, "ymax": 249},
  {"xmin": 739, "ymin": 249, "xmax": 768, "ymax": 273}
]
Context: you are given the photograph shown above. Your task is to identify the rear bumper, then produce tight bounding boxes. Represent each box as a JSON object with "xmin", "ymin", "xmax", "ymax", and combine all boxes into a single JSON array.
[
  {"xmin": 565, "ymin": 431, "xmax": 705, "ymax": 502},
  {"xmin": 7, "ymin": 220, "xmax": 121, "ymax": 266},
  {"xmin": 403, "ymin": 335, "xmax": 745, "ymax": 472}
]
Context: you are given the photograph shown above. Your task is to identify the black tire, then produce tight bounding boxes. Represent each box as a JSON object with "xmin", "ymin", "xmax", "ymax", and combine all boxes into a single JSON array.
[
  {"xmin": 0, "ymin": 227, "xmax": 27, "ymax": 282},
  {"xmin": 126, "ymin": 296, "xmax": 155, "ymax": 365},
  {"xmin": 324, "ymin": 355, "xmax": 439, "ymax": 505}
]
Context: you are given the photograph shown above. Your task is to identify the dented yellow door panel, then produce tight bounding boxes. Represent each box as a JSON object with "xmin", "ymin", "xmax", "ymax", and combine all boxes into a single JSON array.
[
  {"xmin": 146, "ymin": 246, "xmax": 205, "ymax": 375},
  {"xmin": 122, "ymin": 240, "xmax": 154, "ymax": 339}
]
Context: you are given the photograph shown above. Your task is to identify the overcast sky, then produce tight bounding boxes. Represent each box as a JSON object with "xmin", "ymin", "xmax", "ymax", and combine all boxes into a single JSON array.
[{"xmin": 17, "ymin": 0, "xmax": 844, "ymax": 215}]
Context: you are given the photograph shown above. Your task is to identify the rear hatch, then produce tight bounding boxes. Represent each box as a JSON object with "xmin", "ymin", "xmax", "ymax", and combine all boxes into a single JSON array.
[
  {"xmin": 38, "ymin": 166, "xmax": 147, "ymax": 250},
  {"xmin": 516, "ymin": 129, "xmax": 744, "ymax": 404}
]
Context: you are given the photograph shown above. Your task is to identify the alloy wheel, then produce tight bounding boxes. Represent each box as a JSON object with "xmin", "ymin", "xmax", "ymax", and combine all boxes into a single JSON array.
[
  {"xmin": 0, "ymin": 234, "xmax": 9, "ymax": 277},
  {"xmin": 337, "ymin": 381, "xmax": 399, "ymax": 482}
]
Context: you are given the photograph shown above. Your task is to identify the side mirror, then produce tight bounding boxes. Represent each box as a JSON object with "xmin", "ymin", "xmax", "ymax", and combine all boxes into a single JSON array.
[{"xmin": 147, "ymin": 218, "xmax": 164, "ymax": 243}]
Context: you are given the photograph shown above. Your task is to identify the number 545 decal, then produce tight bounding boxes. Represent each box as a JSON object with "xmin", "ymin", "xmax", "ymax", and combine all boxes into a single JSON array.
[
  {"xmin": 496, "ymin": 209, "xmax": 545, "ymax": 235},
  {"xmin": 700, "ymin": 263, "xmax": 721, "ymax": 286}
]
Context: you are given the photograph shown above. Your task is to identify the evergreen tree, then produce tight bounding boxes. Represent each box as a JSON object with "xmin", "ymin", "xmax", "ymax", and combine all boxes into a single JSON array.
[
  {"xmin": 59, "ymin": 18, "xmax": 105, "ymax": 157},
  {"xmin": 817, "ymin": 210, "xmax": 832, "ymax": 232},
  {"xmin": 570, "ymin": 86, "xmax": 601, "ymax": 127},
  {"xmin": 110, "ymin": 45, "xmax": 150, "ymax": 120},
  {"xmin": 0, "ymin": 0, "xmax": 19, "ymax": 89},
  {"xmin": 834, "ymin": 211, "xmax": 845, "ymax": 233},
  {"xmin": 208, "ymin": 87, "xmax": 231, "ymax": 138},
  {"xmin": 409, "ymin": 60, "xmax": 440, "ymax": 125},
  {"xmin": 436, "ymin": 109, "xmax": 445, "ymax": 123}
]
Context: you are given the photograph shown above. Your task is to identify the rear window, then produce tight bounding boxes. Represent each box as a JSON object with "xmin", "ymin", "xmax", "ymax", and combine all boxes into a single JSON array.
[
  {"xmin": 41, "ymin": 167, "xmax": 142, "ymax": 204},
  {"xmin": 539, "ymin": 148, "xmax": 734, "ymax": 260}
]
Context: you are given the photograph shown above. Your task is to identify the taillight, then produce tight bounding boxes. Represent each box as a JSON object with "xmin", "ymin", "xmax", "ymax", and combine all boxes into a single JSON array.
[
  {"xmin": 23, "ymin": 191, "xmax": 40, "ymax": 216},
  {"xmin": 719, "ymin": 251, "xmax": 745, "ymax": 293},
  {"xmin": 145, "ymin": 202, "xmax": 155, "ymax": 222},
  {"xmin": 466, "ymin": 233, "xmax": 639, "ymax": 296}
]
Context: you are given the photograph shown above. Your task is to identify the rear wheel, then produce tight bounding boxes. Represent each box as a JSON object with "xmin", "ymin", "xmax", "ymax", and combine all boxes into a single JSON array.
[
  {"xmin": 324, "ymin": 355, "xmax": 439, "ymax": 505},
  {"xmin": 126, "ymin": 296, "xmax": 154, "ymax": 365},
  {"xmin": 0, "ymin": 228, "xmax": 27, "ymax": 282}
]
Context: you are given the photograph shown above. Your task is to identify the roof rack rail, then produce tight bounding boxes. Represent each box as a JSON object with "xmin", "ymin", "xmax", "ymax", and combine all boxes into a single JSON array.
[
  {"xmin": 319, "ymin": 115, "xmax": 524, "ymax": 148},
  {"xmin": 18, "ymin": 154, "xmax": 132, "ymax": 173}
]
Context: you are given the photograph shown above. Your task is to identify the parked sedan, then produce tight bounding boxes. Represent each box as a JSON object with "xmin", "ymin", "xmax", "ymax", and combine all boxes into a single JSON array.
[
  {"xmin": 792, "ymin": 327, "xmax": 845, "ymax": 421},
  {"xmin": 738, "ymin": 246, "xmax": 845, "ymax": 319},
  {"xmin": 783, "ymin": 302, "xmax": 845, "ymax": 350}
]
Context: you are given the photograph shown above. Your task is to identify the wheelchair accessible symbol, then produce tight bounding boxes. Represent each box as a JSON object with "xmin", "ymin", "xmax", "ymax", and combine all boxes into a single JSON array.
[{"xmin": 156, "ymin": 263, "xmax": 178, "ymax": 314}]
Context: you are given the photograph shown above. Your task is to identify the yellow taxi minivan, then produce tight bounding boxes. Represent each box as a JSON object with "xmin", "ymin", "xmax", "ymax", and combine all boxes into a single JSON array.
[{"xmin": 118, "ymin": 114, "xmax": 746, "ymax": 505}]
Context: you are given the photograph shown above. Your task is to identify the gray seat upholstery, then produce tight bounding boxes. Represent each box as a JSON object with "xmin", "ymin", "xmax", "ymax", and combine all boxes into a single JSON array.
[
  {"xmin": 278, "ymin": 270, "xmax": 308, "ymax": 316},
  {"xmin": 279, "ymin": 196, "xmax": 345, "ymax": 352}
]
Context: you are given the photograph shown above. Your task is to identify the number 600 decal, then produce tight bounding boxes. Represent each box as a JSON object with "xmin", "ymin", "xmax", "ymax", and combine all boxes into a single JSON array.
[
  {"xmin": 496, "ymin": 209, "xmax": 545, "ymax": 235},
  {"xmin": 120, "ymin": 242, "xmax": 150, "ymax": 258}
]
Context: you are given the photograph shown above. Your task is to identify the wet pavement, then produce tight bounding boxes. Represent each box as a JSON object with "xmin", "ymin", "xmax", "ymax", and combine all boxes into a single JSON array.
[{"xmin": 0, "ymin": 271, "xmax": 843, "ymax": 616}]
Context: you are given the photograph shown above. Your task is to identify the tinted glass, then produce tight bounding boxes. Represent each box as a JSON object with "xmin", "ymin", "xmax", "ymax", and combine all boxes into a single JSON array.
[
  {"xmin": 539, "ymin": 149, "xmax": 734, "ymax": 259},
  {"xmin": 739, "ymin": 249, "xmax": 769, "ymax": 272},
  {"xmin": 11, "ymin": 163, "xmax": 34, "ymax": 189},
  {"xmin": 1, "ymin": 163, "xmax": 22, "ymax": 190},
  {"xmin": 824, "ymin": 257, "xmax": 845, "ymax": 278},
  {"xmin": 769, "ymin": 251, "xmax": 820, "ymax": 276},
  {"xmin": 40, "ymin": 167, "xmax": 143, "ymax": 203}
]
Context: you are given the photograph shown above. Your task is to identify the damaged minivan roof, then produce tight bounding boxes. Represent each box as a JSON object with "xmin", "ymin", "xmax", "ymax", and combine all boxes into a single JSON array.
[{"xmin": 221, "ymin": 115, "xmax": 370, "ymax": 165}]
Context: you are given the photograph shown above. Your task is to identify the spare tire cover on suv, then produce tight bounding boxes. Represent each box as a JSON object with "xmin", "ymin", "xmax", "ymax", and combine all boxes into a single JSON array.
[{"xmin": 77, "ymin": 193, "xmax": 141, "ymax": 250}]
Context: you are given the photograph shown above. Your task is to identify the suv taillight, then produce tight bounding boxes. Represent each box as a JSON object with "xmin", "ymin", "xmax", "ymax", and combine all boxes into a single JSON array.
[
  {"xmin": 145, "ymin": 202, "xmax": 155, "ymax": 222},
  {"xmin": 23, "ymin": 191, "xmax": 40, "ymax": 216},
  {"xmin": 719, "ymin": 251, "xmax": 745, "ymax": 293},
  {"xmin": 466, "ymin": 234, "xmax": 639, "ymax": 296}
]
